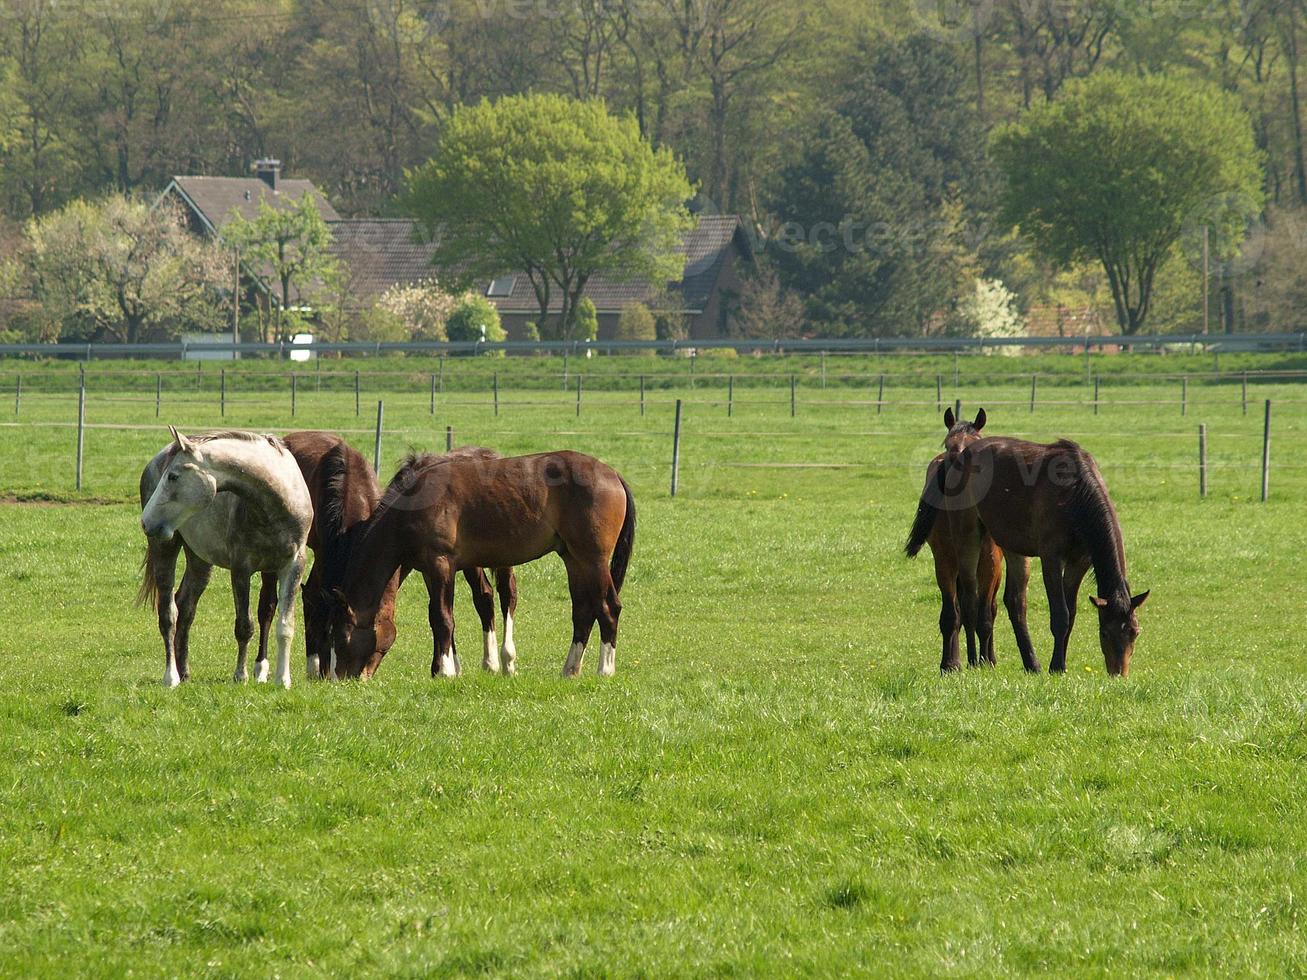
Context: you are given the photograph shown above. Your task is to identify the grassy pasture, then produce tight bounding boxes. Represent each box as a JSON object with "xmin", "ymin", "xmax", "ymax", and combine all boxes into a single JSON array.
[{"xmin": 0, "ymin": 354, "xmax": 1305, "ymax": 975}]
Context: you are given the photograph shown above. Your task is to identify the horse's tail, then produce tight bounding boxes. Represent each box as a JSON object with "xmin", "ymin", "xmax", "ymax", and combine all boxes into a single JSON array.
[
  {"xmin": 609, "ymin": 476, "xmax": 636, "ymax": 594},
  {"xmin": 136, "ymin": 543, "xmax": 159, "ymax": 609},
  {"xmin": 904, "ymin": 465, "xmax": 944, "ymax": 558}
]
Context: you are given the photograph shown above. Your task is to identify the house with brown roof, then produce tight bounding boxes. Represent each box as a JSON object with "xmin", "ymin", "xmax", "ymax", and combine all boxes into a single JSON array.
[
  {"xmin": 163, "ymin": 162, "xmax": 754, "ymax": 338},
  {"xmin": 483, "ymin": 214, "xmax": 754, "ymax": 340}
]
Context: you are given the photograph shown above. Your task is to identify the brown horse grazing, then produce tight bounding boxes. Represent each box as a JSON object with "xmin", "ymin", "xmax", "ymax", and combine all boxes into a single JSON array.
[
  {"xmin": 906, "ymin": 409, "xmax": 1040, "ymax": 674},
  {"xmin": 328, "ymin": 450, "xmax": 635, "ymax": 680},
  {"xmin": 912, "ymin": 411, "xmax": 1149, "ymax": 676},
  {"xmin": 253, "ymin": 433, "xmax": 520, "ymax": 680}
]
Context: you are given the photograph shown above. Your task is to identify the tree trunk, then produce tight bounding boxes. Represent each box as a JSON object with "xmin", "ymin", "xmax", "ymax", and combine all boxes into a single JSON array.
[{"xmin": 1287, "ymin": 2, "xmax": 1307, "ymax": 202}]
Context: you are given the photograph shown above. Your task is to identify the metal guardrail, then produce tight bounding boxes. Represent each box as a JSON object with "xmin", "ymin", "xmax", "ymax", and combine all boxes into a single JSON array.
[{"xmin": 0, "ymin": 332, "xmax": 1304, "ymax": 359}]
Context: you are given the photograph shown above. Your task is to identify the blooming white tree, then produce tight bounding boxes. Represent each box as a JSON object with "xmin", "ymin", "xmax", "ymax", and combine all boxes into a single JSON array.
[
  {"xmin": 959, "ymin": 277, "xmax": 1026, "ymax": 355},
  {"xmin": 374, "ymin": 278, "xmax": 463, "ymax": 341}
]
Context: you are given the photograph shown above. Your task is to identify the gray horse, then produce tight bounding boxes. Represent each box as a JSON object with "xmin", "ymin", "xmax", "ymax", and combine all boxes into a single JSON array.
[{"xmin": 138, "ymin": 427, "xmax": 312, "ymax": 688}]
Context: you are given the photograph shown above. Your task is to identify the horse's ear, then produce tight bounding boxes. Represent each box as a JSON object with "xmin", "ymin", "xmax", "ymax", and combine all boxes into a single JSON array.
[
  {"xmin": 1130, "ymin": 590, "xmax": 1150, "ymax": 610},
  {"xmin": 168, "ymin": 425, "xmax": 195, "ymax": 454},
  {"xmin": 943, "ymin": 407, "xmax": 956, "ymax": 429},
  {"xmin": 973, "ymin": 408, "xmax": 986, "ymax": 431},
  {"xmin": 330, "ymin": 588, "xmax": 356, "ymax": 625},
  {"xmin": 1089, "ymin": 596, "xmax": 1109, "ymax": 609}
]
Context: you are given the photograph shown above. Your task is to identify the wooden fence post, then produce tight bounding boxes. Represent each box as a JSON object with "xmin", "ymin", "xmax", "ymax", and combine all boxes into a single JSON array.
[
  {"xmin": 493, "ymin": 372, "xmax": 499, "ymax": 417},
  {"xmin": 291, "ymin": 373, "xmax": 297, "ymax": 417},
  {"xmin": 935, "ymin": 374, "xmax": 942, "ymax": 413},
  {"xmin": 154, "ymin": 373, "xmax": 160, "ymax": 418},
  {"xmin": 576, "ymin": 375, "xmax": 583, "ymax": 417},
  {"xmin": 821, "ymin": 351, "xmax": 827, "ymax": 388},
  {"xmin": 1093, "ymin": 375, "xmax": 1100, "ymax": 416},
  {"xmin": 220, "ymin": 368, "xmax": 226, "ymax": 417},
  {"xmin": 75, "ymin": 375, "xmax": 86, "ymax": 491},
  {"xmin": 1242, "ymin": 372, "xmax": 1248, "ymax": 415},
  {"xmin": 790, "ymin": 374, "xmax": 797, "ymax": 417},
  {"xmin": 354, "ymin": 369, "xmax": 360, "ymax": 417},
  {"xmin": 1261, "ymin": 399, "xmax": 1271, "ymax": 502},
  {"xmin": 446, "ymin": 425, "xmax": 453, "ymax": 452},
  {"xmin": 670, "ymin": 398, "xmax": 683, "ymax": 497},
  {"xmin": 1030, "ymin": 373, "xmax": 1037, "ymax": 413},
  {"xmin": 728, "ymin": 374, "xmax": 734, "ymax": 417},
  {"xmin": 1181, "ymin": 376, "xmax": 1188, "ymax": 416},
  {"xmin": 430, "ymin": 373, "xmax": 436, "ymax": 415},
  {"xmin": 1198, "ymin": 423, "xmax": 1207, "ymax": 499},
  {"xmin": 640, "ymin": 375, "xmax": 646, "ymax": 417},
  {"xmin": 877, "ymin": 373, "xmax": 884, "ymax": 415},
  {"xmin": 14, "ymin": 373, "xmax": 21, "ymax": 416},
  {"xmin": 954, "ymin": 398, "xmax": 962, "ymax": 421},
  {"xmin": 373, "ymin": 400, "xmax": 384, "ymax": 476}
]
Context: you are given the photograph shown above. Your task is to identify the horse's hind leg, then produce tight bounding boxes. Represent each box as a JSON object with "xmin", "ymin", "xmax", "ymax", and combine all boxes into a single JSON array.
[
  {"xmin": 231, "ymin": 570, "xmax": 254, "ymax": 683},
  {"xmin": 1004, "ymin": 555, "xmax": 1041, "ymax": 673},
  {"xmin": 151, "ymin": 537, "xmax": 183, "ymax": 687},
  {"xmin": 173, "ymin": 547, "xmax": 212, "ymax": 683},
  {"xmin": 254, "ymin": 573, "xmax": 277, "ymax": 683},
  {"xmin": 563, "ymin": 558, "xmax": 614, "ymax": 678},
  {"xmin": 497, "ymin": 568, "xmax": 518, "ymax": 675},
  {"xmin": 272, "ymin": 550, "xmax": 306, "ymax": 689},
  {"xmin": 463, "ymin": 567, "xmax": 500, "ymax": 673}
]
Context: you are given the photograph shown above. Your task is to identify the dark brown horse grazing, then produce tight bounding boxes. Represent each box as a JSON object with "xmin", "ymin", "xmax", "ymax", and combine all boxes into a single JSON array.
[
  {"xmin": 328, "ymin": 450, "xmax": 635, "ymax": 679},
  {"xmin": 252, "ymin": 433, "xmax": 519, "ymax": 680},
  {"xmin": 911, "ymin": 411, "xmax": 1148, "ymax": 676},
  {"xmin": 906, "ymin": 409, "xmax": 1040, "ymax": 673}
]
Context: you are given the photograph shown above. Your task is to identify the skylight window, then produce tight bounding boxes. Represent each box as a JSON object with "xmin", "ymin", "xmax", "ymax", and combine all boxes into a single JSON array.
[{"xmin": 486, "ymin": 276, "xmax": 516, "ymax": 298}]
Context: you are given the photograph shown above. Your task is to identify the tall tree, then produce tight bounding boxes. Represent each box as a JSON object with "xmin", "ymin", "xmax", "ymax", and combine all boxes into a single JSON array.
[
  {"xmin": 22, "ymin": 195, "xmax": 226, "ymax": 342},
  {"xmin": 223, "ymin": 196, "xmax": 338, "ymax": 343},
  {"xmin": 407, "ymin": 93, "xmax": 693, "ymax": 340},
  {"xmin": 992, "ymin": 72, "xmax": 1264, "ymax": 334}
]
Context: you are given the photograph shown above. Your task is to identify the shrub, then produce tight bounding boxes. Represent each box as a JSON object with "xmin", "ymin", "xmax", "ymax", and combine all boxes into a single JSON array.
[
  {"xmin": 616, "ymin": 302, "xmax": 656, "ymax": 343},
  {"xmin": 958, "ymin": 278, "xmax": 1026, "ymax": 355},
  {"xmin": 374, "ymin": 279, "xmax": 458, "ymax": 341},
  {"xmin": 574, "ymin": 297, "xmax": 598, "ymax": 342},
  {"xmin": 447, "ymin": 294, "xmax": 505, "ymax": 353}
]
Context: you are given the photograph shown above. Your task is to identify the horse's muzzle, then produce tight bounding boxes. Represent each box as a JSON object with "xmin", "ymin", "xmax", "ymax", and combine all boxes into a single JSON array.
[{"xmin": 141, "ymin": 519, "xmax": 174, "ymax": 541}]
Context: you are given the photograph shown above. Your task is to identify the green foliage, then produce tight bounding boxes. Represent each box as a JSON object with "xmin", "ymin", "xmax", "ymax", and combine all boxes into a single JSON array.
[
  {"xmin": 992, "ymin": 72, "xmax": 1263, "ymax": 334},
  {"xmin": 446, "ymin": 294, "xmax": 505, "ymax": 352},
  {"xmin": 222, "ymin": 196, "xmax": 338, "ymax": 342},
  {"xmin": 616, "ymin": 302, "xmax": 656, "ymax": 342},
  {"xmin": 574, "ymin": 297, "xmax": 598, "ymax": 342},
  {"xmin": 18, "ymin": 194, "xmax": 225, "ymax": 343},
  {"xmin": 407, "ymin": 93, "xmax": 693, "ymax": 341},
  {"xmin": 769, "ymin": 36, "xmax": 994, "ymax": 337}
]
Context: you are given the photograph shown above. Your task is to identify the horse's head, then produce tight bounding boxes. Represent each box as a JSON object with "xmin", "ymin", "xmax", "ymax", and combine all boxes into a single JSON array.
[
  {"xmin": 1089, "ymin": 590, "xmax": 1149, "ymax": 676},
  {"xmin": 141, "ymin": 427, "xmax": 217, "ymax": 540},
  {"xmin": 327, "ymin": 588, "xmax": 396, "ymax": 680},
  {"xmin": 943, "ymin": 406, "xmax": 986, "ymax": 456}
]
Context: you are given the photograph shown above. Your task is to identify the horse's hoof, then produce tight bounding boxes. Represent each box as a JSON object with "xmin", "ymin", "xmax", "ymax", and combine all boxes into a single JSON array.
[
  {"xmin": 232, "ymin": 672, "xmax": 247, "ymax": 684},
  {"xmin": 502, "ymin": 662, "xmax": 517, "ymax": 677},
  {"xmin": 162, "ymin": 671, "xmax": 182, "ymax": 689},
  {"xmin": 254, "ymin": 662, "xmax": 270, "ymax": 683}
]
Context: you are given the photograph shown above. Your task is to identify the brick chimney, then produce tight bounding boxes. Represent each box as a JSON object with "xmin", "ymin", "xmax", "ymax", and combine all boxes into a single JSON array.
[{"xmin": 252, "ymin": 158, "xmax": 281, "ymax": 191}]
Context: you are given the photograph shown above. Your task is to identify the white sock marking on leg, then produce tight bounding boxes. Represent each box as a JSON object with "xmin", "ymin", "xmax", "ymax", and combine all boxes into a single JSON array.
[
  {"xmin": 482, "ymin": 629, "xmax": 500, "ymax": 673},
  {"xmin": 254, "ymin": 659, "xmax": 270, "ymax": 683},
  {"xmin": 563, "ymin": 641, "xmax": 586, "ymax": 677},
  {"xmin": 306, "ymin": 654, "xmax": 320, "ymax": 681},
  {"xmin": 438, "ymin": 652, "xmax": 458, "ymax": 678},
  {"xmin": 164, "ymin": 659, "xmax": 182, "ymax": 688},
  {"xmin": 599, "ymin": 642, "xmax": 616, "ymax": 677},
  {"xmin": 501, "ymin": 613, "xmax": 517, "ymax": 676}
]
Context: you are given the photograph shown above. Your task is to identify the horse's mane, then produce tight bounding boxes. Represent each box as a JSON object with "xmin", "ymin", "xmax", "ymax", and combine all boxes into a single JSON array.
[
  {"xmin": 164, "ymin": 429, "xmax": 286, "ymax": 461},
  {"xmin": 376, "ymin": 446, "xmax": 502, "ymax": 514},
  {"xmin": 1059, "ymin": 440, "xmax": 1129, "ymax": 597},
  {"xmin": 318, "ymin": 442, "xmax": 380, "ymax": 591}
]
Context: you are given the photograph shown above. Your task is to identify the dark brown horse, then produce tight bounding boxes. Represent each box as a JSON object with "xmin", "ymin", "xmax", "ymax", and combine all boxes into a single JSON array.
[
  {"xmin": 906, "ymin": 409, "xmax": 1040, "ymax": 673},
  {"xmin": 252, "ymin": 433, "xmax": 519, "ymax": 680},
  {"xmin": 910, "ymin": 411, "xmax": 1148, "ymax": 676},
  {"xmin": 328, "ymin": 450, "xmax": 635, "ymax": 679}
]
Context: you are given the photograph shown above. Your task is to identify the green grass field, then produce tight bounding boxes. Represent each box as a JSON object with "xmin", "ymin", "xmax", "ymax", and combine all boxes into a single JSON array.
[{"xmin": 1, "ymin": 354, "xmax": 1305, "ymax": 975}]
